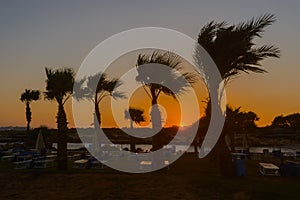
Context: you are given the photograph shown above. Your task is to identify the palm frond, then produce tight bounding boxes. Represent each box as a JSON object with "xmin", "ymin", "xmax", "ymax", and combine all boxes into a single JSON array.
[
  {"xmin": 197, "ymin": 13, "xmax": 280, "ymax": 83},
  {"xmin": 124, "ymin": 107, "xmax": 146, "ymax": 124},
  {"xmin": 236, "ymin": 13, "xmax": 276, "ymax": 38},
  {"xmin": 136, "ymin": 50, "xmax": 197, "ymax": 100},
  {"xmin": 20, "ymin": 89, "xmax": 40, "ymax": 102},
  {"xmin": 44, "ymin": 67, "xmax": 75, "ymax": 102}
]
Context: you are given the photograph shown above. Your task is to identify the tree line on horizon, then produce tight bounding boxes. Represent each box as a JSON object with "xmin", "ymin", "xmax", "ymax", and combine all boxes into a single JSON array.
[{"xmin": 19, "ymin": 13, "xmax": 284, "ymax": 175}]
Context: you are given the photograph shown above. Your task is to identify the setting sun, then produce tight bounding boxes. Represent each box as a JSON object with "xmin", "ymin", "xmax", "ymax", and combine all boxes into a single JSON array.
[{"xmin": 179, "ymin": 122, "xmax": 186, "ymax": 127}]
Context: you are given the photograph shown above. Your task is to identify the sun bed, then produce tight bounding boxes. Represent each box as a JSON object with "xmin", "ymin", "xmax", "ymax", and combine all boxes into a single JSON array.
[
  {"xmin": 16, "ymin": 154, "xmax": 32, "ymax": 162},
  {"xmin": 1, "ymin": 155, "xmax": 15, "ymax": 161},
  {"xmin": 89, "ymin": 157, "xmax": 107, "ymax": 169},
  {"xmin": 139, "ymin": 160, "xmax": 170, "ymax": 170},
  {"xmin": 33, "ymin": 159, "xmax": 55, "ymax": 168},
  {"xmin": 73, "ymin": 159, "xmax": 88, "ymax": 169},
  {"xmin": 13, "ymin": 160, "xmax": 32, "ymax": 169},
  {"xmin": 259, "ymin": 162, "xmax": 280, "ymax": 176}
]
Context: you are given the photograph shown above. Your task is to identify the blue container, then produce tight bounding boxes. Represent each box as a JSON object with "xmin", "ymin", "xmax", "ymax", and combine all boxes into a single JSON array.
[
  {"xmin": 234, "ymin": 158, "xmax": 246, "ymax": 176},
  {"xmin": 280, "ymin": 161, "xmax": 300, "ymax": 176}
]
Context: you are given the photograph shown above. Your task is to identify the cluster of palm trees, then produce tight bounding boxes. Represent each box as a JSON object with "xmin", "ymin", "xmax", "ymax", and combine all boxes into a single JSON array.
[{"xmin": 20, "ymin": 14, "xmax": 280, "ymax": 173}]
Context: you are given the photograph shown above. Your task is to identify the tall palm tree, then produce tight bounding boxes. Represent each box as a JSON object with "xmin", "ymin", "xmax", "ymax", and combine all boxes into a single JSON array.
[
  {"xmin": 20, "ymin": 89, "xmax": 40, "ymax": 133},
  {"xmin": 197, "ymin": 13, "xmax": 280, "ymax": 84},
  {"xmin": 124, "ymin": 107, "xmax": 145, "ymax": 151},
  {"xmin": 196, "ymin": 13, "xmax": 280, "ymax": 176},
  {"xmin": 74, "ymin": 72, "xmax": 124, "ymax": 129},
  {"xmin": 136, "ymin": 50, "xmax": 197, "ymax": 150},
  {"xmin": 44, "ymin": 67, "xmax": 74, "ymax": 170}
]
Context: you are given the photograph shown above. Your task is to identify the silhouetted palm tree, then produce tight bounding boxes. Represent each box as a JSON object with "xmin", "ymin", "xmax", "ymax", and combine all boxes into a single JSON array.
[
  {"xmin": 136, "ymin": 50, "xmax": 197, "ymax": 150},
  {"xmin": 74, "ymin": 72, "xmax": 124, "ymax": 129},
  {"xmin": 125, "ymin": 108, "xmax": 145, "ymax": 128},
  {"xmin": 196, "ymin": 13, "xmax": 280, "ymax": 176},
  {"xmin": 20, "ymin": 89, "xmax": 40, "ymax": 133},
  {"xmin": 197, "ymin": 13, "xmax": 280, "ymax": 84},
  {"xmin": 44, "ymin": 67, "xmax": 74, "ymax": 170},
  {"xmin": 224, "ymin": 106, "xmax": 259, "ymax": 150},
  {"xmin": 124, "ymin": 107, "xmax": 145, "ymax": 151}
]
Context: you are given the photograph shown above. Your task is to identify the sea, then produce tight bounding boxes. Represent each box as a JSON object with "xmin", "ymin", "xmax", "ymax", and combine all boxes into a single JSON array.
[{"xmin": 50, "ymin": 143, "xmax": 300, "ymax": 155}]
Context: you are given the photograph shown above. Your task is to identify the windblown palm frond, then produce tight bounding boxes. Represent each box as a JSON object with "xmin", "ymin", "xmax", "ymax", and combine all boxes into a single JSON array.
[
  {"xmin": 73, "ymin": 72, "xmax": 125, "ymax": 127},
  {"xmin": 136, "ymin": 50, "xmax": 197, "ymax": 100},
  {"xmin": 20, "ymin": 89, "xmax": 40, "ymax": 102},
  {"xmin": 197, "ymin": 13, "xmax": 280, "ymax": 83},
  {"xmin": 44, "ymin": 68, "xmax": 74, "ymax": 104},
  {"xmin": 124, "ymin": 107, "xmax": 145, "ymax": 125}
]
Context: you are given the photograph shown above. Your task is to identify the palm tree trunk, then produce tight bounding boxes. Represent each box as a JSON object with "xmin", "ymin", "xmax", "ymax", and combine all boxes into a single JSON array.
[
  {"xmin": 218, "ymin": 133, "xmax": 235, "ymax": 177},
  {"xmin": 25, "ymin": 102, "xmax": 31, "ymax": 133},
  {"xmin": 205, "ymin": 99, "xmax": 235, "ymax": 176},
  {"xmin": 95, "ymin": 103, "xmax": 101, "ymax": 127},
  {"xmin": 193, "ymin": 141, "xmax": 199, "ymax": 153},
  {"xmin": 129, "ymin": 120, "xmax": 136, "ymax": 152},
  {"xmin": 130, "ymin": 138, "xmax": 136, "ymax": 152},
  {"xmin": 56, "ymin": 102, "xmax": 68, "ymax": 170},
  {"xmin": 57, "ymin": 103, "xmax": 68, "ymax": 131},
  {"xmin": 150, "ymin": 97, "xmax": 165, "ymax": 169},
  {"xmin": 151, "ymin": 97, "xmax": 163, "ymax": 151},
  {"xmin": 130, "ymin": 120, "xmax": 133, "ymax": 129}
]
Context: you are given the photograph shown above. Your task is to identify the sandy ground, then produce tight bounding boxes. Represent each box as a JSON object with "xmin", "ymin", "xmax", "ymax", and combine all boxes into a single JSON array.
[
  {"xmin": 1, "ymin": 154, "xmax": 299, "ymax": 200},
  {"xmin": 0, "ymin": 172, "xmax": 203, "ymax": 200}
]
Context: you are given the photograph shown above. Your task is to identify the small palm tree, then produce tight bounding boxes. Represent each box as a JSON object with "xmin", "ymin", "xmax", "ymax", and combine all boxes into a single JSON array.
[
  {"xmin": 124, "ymin": 107, "xmax": 145, "ymax": 151},
  {"xmin": 136, "ymin": 50, "xmax": 197, "ymax": 150},
  {"xmin": 124, "ymin": 108, "xmax": 145, "ymax": 128},
  {"xmin": 74, "ymin": 72, "xmax": 125, "ymax": 129},
  {"xmin": 20, "ymin": 89, "xmax": 40, "ymax": 133},
  {"xmin": 44, "ymin": 67, "xmax": 74, "ymax": 170}
]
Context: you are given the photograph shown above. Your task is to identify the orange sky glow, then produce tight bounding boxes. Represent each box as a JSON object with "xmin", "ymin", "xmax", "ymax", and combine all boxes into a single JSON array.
[{"xmin": 1, "ymin": 1, "xmax": 300, "ymax": 129}]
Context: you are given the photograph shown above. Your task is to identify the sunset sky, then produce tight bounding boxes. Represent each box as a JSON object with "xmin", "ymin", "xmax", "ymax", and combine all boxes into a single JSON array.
[{"xmin": 0, "ymin": 0, "xmax": 299, "ymax": 128}]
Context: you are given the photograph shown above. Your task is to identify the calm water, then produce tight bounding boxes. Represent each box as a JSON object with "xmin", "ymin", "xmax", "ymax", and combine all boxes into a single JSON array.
[
  {"xmin": 52, "ymin": 143, "xmax": 195, "ymax": 152},
  {"xmin": 51, "ymin": 143, "xmax": 300, "ymax": 155}
]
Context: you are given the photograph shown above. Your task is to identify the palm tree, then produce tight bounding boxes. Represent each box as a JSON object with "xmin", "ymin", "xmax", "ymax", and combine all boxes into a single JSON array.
[
  {"xmin": 197, "ymin": 13, "xmax": 280, "ymax": 84},
  {"xmin": 74, "ymin": 72, "xmax": 124, "ymax": 129},
  {"xmin": 193, "ymin": 98, "xmax": 211, "ymax": 153},
  {"xmin": 20, "ymin": 89, "xmax": 40, "ymax": 133},
  {"xmin": 135, "ymin": 50, "xmax": 197, "ymax": 150},
  {"xmin": 44, "ymin": 67, "xmax": 74, "ymax": 170},
  {"xmin": 196, "ymin": 13, "xmax": 280, "ymax": 176},
  {"xmin": 223, "ymin": 107, "xmax": 259, "ymax": 150},
  {"xmin": 124, "ymin": 107, "xmax": 145, "ymax": 151}
]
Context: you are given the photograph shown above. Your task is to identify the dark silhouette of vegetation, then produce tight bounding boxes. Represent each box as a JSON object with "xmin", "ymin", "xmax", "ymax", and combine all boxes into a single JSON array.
[
  {"xmin": 20, "ymin": 89, "xmax": 40, "ymax": 133},
  {"xmin": 272, "ymin": 113, "xmax": 300, "ymax": 130},
  {"xmin": 135, "ymin": 50, "xmax": 197, "ymax": 150},
  {"xmin": 195, "ymin": 102, "xmax": 259, "ymax": 151},
  {"xmin": 192, "ymin": 99, "xmax": 211, "ymax": 153},
  {"xmin": 196, "ymin": 13, "xmax": 280, "ymax": 176},
  {"xmin": 124, "ymin": 107, "xmax": 146, "ymax": 151},
  {"xmin": 124, "ymin": 107, "xmax": 146, "ymax": 128},
  {"xmin": 197, "ymin": 13, "xmax": 280, "ymax": 84},
  {"xmin": 74, "ymin": 72, "xmax": 124, "ymax": 129},
  {"xmin": 223, "ymin": 106, "xmax": 259, "ymax": 150},
  {"xmin": 44, "ymin": 67, "xmax": 74, "ymax": 170}
]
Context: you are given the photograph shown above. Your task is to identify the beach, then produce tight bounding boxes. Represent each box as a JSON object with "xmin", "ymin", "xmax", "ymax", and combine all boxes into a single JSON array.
[{"xmin": 1, "ymin": 154, "xmax": 300, "ymax": 200}]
